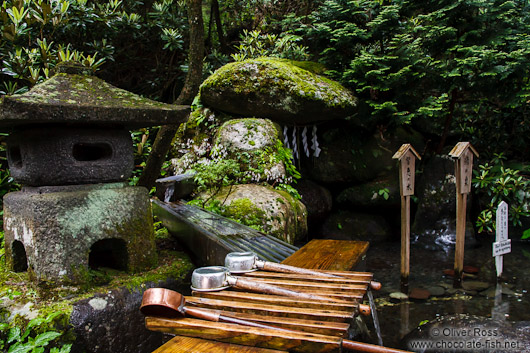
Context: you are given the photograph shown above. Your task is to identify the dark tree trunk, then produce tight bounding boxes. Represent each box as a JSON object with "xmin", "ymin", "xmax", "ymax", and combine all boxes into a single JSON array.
[
  {"xmin": 211, "ymin": 0, "xmax": 227, "ymax": 52},
  {"xmin": 137, "ymin": 0, "xmax": 205, "ymax": 190}
]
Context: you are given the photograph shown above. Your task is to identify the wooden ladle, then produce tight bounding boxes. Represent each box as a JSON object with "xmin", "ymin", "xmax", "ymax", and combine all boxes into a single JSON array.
[
  {"xmin": 191, "ymin": 266, "xmax": 371, "ymax": 316},
  {"xmin": 140, "ymin": 288, "xmax": 289, "ymax": 331},
  {"xmin": 225, "ymin": 251, "xmax": 382, "ymax": 291},
  {"xmin": 190, "ymin": 266, "xmax": 344, "ymax": 303}
]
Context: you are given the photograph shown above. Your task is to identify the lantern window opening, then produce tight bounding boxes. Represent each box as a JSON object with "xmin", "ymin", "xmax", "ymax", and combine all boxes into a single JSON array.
[
  {"xmin": 8, "ymin": 146, "xmax": 23, "ymax": 168},
  {"xmin": 72, "ymin": 142, "xmax": 113, "ymax": 162},
  {"xmin": 88, "ymin": 238, "xmax": 128, "ymax": 271},
  {"xmin": 12, "ymin": 240, "xmax": 28, "ymax": 272}
]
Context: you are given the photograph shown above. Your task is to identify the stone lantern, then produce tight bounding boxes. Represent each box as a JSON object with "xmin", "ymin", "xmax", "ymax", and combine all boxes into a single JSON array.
[{"xmin": 0, "ymin": 63, "xmax": 189, "ymax": 284}]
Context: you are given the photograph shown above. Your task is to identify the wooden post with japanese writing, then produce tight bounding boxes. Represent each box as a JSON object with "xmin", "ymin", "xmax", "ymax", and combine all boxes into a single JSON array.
[
  {"xmin": 393, "ymin": 144, "xmax": 421, "ymax": 294},
  {"xmin": 449, "ymin": 142, "xmax": 479, "ymax": 288}
]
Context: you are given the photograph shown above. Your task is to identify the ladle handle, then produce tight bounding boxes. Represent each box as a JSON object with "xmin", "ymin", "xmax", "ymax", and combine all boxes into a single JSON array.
[
  {"xmin": 259, "ymin": 261, "xmax": 342, "ymax": 278},
  {"xmin": 229, "ymin": 276, "xmax": 336, "ymax": 302},
  {"xmin": 185, "ymin": 304, "xmax": 408, "ymax": 352},
  {"xmin": 183, "ymin": 307, "xmax": 293, "ymax": 332},
  {"xmin": 342, "ymin": 339, "xmax": 412, "ymax": 353},
  {"xmin": 258, "ymin": 261, "xmax": 383, "ymax": 291}
]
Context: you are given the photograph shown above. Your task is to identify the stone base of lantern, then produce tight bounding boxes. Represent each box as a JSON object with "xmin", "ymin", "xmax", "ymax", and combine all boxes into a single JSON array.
[{"xmin": 3, "ymin": 182, "xmax": 158, "ymax": 284}]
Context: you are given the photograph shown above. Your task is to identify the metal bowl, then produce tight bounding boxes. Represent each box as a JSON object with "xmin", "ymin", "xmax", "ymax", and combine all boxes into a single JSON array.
[
  {"xmin": 191, "ymin": 266, "xmax": 230, "ymax": 291},
  {"xmin": 140, "ymin": 288, "xmax": 184, "ymax": 318},
  {"xmin": 225, "ymin": 251, "xmax": 258, "ymax": 273}
]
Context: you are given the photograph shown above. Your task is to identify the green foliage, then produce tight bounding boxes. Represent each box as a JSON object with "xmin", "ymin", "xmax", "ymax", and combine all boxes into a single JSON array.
[
  {"xmin": 378, "ymin": 187, "xmax": 390, "ymax": 200},
  {"xmin": 188, "ymin": 138, "xmax": 301, "ymax": 204},
  {"xmin": 0, "ymin": 310, "xmax": 71, "ymax": 353},
  {"xmin": 0, "ymin": 0, "xmax": 190, "ymax": 101},
  {"xmin": 293, "ymin": 0, "xmax": 530, "ymax": 158},
  {"xmin": 231, "ymin": 29, "xmax": 309, "ymax": 61},
  {"xmin": 473, "ymin": 153, "xmax": 530, "ymax": 235}
]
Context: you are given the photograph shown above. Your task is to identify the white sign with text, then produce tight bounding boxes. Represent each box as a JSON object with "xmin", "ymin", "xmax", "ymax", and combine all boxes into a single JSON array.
[{"xmin": 493, "ymin": 201, "xmax": 510, "ymax": 277}]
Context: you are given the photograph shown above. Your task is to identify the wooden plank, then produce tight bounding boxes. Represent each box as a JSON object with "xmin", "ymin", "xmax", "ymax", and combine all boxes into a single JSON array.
[
  {"xmin": 280, "ymin": 239, "xmax": 369, "ymax": 271},
  {"xmin": 241, "ymin": 271, "xmax": 372, "ymax": 284},
  {"xmin": 146, "ymin": 317, "xmax": 341, "ymax": 353},
  {"xmin": 185, "ymin": 297, "xmax": 354, "ymax": 322},
  {"xmin": 153, "ymin": 336, "xmax": 287, "ymax": 353},
  {"xmin": 235, "ymin": 276, "xmax": 368, "ymax": 291},
  {"xmin": 192, "ymin": 291, "xmax": 357, "ymax": 312},
  {"xmin": 227, "ymin": 287, "xmax": 363, "ymax": 302},
  {"xmin": 218, "ymin": 310, "xmax": 350, "ymax": 337}
]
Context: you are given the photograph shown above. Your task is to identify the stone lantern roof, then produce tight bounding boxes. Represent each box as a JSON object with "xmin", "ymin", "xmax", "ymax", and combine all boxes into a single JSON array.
[{"xmin": 0, "ymin": 62, "xmax": 190, "ymax": 129}]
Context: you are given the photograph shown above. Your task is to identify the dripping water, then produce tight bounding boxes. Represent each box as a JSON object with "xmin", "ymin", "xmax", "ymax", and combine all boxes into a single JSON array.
[{"xmin": 367, "ymin": 289, "xmax": 384, "ymax": 346}]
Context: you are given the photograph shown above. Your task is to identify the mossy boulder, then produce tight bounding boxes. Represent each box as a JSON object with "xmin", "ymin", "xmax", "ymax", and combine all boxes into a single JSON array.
[
  {"xmin": 212, "ymin": 118, "xmax": 286, "ymax": 182},
  {"xmin": 169, "ymin": 108, "xmax": 232, "ymax": 174},
  {"xmin": 200, "ymin": 184, "xmax": 307, "ymax": 244},
  {"xmin": 200, "ymin": 58, "xmax": 357, "ymax": 124}
]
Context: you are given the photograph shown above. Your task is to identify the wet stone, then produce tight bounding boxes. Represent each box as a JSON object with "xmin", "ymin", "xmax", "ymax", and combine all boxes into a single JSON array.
[
  {"xmin": 426, "ymin": 286, "xmax": 446, "ymax": 296},
  {"xmin": 462, "ymin": 281, "xmax": 491, "ymax": 291},
  {"xmin": 409, "ymin": 288, "xmax": 430, "ymax": 300},
  {"xmin": 389, "ymin": 292, "xmax": 409, "ymax": 300}
]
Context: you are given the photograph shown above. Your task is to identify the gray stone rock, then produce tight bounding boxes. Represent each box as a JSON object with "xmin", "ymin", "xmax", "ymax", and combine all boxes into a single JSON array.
[
  {"xmin": 70, "ymin": 279, "xmax": 189, "ymax": 353},
  {"xmin": 201, "ymin": 184, "xmax": 307, "ymax": 244},
  {"xmin": 213, "ymin": 118, "xmax": 286, "ymax": 183},
  {"xmin": 7, "ymin": 127, "xmax": 133, "ymax": 186},
  {"xmin": 390, "ymin": 292, "xmax": 409, "ymax": 300},
  {"xmin": 215, "ymin": 118, "xmax": 279, "ymax": 152},
  {"xmin": 462, "ymin": 281, "xmax": 491, "ymax": 292},
  {"xmin": 3, "ymin": 183, "xmax": 157, "ymax": 284},
  {"xmin": 320, "ymin": 210, "xmax": 392, "ymax": 242},
  {"xmin": 426, "ymin": 286, "xmax": 446, "ymax": 296},
  {"xmin": 200, "ymin": 58, "xmax": 357, "ymax": 124},
  {"xmin": 296, "ymin": 179, "xmax": 333, "ymax": 225}
]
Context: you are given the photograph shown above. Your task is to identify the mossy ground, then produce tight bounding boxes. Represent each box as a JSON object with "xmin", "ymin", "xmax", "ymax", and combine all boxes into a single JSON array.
[{"xmin": 0, "ymin": 232, "xmax": 193, "ymax": 341}]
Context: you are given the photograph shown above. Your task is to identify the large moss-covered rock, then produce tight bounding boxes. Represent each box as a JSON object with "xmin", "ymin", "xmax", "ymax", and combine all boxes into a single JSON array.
[
  {"xmin": 201, "ymin": 184, "xmax": 307, "ymax": 244},
  {"xmin": 200, "ymin": 58, "xmax": 357, "ymax": 124},
  {"xmin": 212, "ymin": 118, "xmax": 286, "ymax": 182}
]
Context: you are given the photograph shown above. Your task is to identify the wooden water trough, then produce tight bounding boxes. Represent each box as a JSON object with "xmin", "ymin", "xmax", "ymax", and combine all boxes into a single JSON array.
[{"xmin": 152, "ymin": 200, "xmax": 299, "ymax": 265}]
